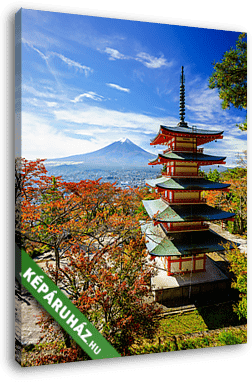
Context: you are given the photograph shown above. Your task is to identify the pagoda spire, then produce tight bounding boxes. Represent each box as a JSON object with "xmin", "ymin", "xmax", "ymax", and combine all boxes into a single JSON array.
[{"xmin": 178, "ymin": 66, "xmax": 188, "ymax": 127}]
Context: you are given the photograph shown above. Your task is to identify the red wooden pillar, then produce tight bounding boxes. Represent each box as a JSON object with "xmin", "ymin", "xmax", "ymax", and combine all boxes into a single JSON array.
[
  {"xmin": 179, "ymin": 257, "xmax": 182, "ymax": 271},
  {"xmin": 166, "ymin": 257, "xmax": 171, "ymax": 275}
]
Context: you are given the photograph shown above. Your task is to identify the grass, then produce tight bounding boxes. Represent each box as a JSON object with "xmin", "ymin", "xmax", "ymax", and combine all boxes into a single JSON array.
[
  {"xmin": 158, "ymin": 310, "xmax": 207, "ymax": 337},
  {"xmin": 131, "ymin": 327, "xmax": 247, "ymax": 355},
  {"xmin": 130, "ymin": 302, "xmax": 247, "ymax": 355},
  {"xmin": 176, "ymin": 328, "xmax": 246, "ymax": 352},
  {"xmin": 218, "ymin": 330, "xmax": 245, "ymax": 346},
  {"xmin": 21, "ymin": 302, "xmax": 247, "ymax": 365},
  {"xmin": 156, "ymin": 302, "xmax": 246, "ymax": 338}
]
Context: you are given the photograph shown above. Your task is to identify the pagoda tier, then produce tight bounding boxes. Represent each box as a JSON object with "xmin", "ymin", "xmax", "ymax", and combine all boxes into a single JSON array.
[
  {"xmin": 141, "ymin": 221, "xmax": 234, "ymax": 275},
  {"xmin": 146, "ymin": 177, "xmax": 230, "ymax": 204},
  {"xmin": 151, "ymin": 125, "xmax": 224, "ymax": 147},
  {"xmin": 142, "ymin": 221, "xmax": 234, "ymax": 257},
  {"xmin": 149, "ymin": 152, "xmax": 226, "ymax": 166},
  {"xmin": 143, "ymin": 199, "xmax": 235, "ymax": 225},
  {"xmin": 146, "ymin": 177, "xmax": 230, "ymax": 191}
]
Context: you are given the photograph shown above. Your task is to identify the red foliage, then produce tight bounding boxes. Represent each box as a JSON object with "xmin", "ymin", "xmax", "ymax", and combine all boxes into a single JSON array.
[{"xmin": 17, "ymin": 158, "xmax": 161, "ymax": 364}]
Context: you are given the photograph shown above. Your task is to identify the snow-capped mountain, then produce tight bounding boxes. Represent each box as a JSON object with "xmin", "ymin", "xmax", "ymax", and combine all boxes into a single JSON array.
[{"xmin": 46, "ymin": 139, "xmax": 156, "ymax": 168}]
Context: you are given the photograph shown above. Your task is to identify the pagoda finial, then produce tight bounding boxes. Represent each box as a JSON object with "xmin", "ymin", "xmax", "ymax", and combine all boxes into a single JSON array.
[{"xmin": 178, "ymin": 66, "xmax": 188, "ymax": 127}]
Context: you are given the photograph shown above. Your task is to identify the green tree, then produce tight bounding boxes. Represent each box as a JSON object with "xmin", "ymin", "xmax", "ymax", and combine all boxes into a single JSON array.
[
  {"xmin": 224, "ymin": 244, "xmax": 247, "ymax": 320},
  {"xmin": 205, "ymin": 151, "xmax": 247, "ymax": 235},
  {"xmin": 207, "ymin": 168, "xmax": 220, "ymax": 182},
  {"xmin": 209, "ymin": 33, "xmax": 247, "ymax": 131}
]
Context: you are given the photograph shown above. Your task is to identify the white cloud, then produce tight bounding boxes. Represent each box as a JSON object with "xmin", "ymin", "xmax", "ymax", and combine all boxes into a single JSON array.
[
  {"xmin": 64, "ymin": 127, "xmax": 109, "ymax": 136},
  {"xmin": 22, "ymin": 39, "xmax": 93, "ymax": 76},
  {"xmin": 136, "ymin": 52, "xmax": 172, "ymax": 69},
  {"xmin": 104, "ymin": 47, "xmax": 126, "ymax": 60},
  {"xmin": 184, "ymin": 80, "xmax": 247, "ymax": 165},
  {"xmin": 46, "ymin": 101, "xmax": 58, "ymax": 107},
  {"xmin": 154, "ymin": 106, "xmax": 166, "ymax": 112},
  {"xmin": 103, "ymin": 46, "xmax": 172, "ymax": 69},
  {"xmin": 54, "ymin": 105, "xmax": 161, "ymax": 131},
  {"xmin": 22, "ymin": 38, "xmax": 48, "ymax": 61},
  {"xmin": 71, "ymin": 92, "xmax": 105, "ymax": 103},
  {"xmin": 203, "ymin": 134, "xmax": 247, "ymax": 167},
  {"xmin": 186, "ymin": 85, "xmax": 223, "ymax": 121},
  {"xmin": 51, "ymin": 53, "xmax": 93, "ymax": 76},
  {"xmin": 21, "ymin": 106, "xmax": 246, "ymax": 166},
  {"xmin": 23, "ymin": 84, "xmax": 56, "ymax": 99},
  {"xmin": 133, "ymin": 69, "xmax": 145, "ymax": 82},
  {"xmin": 106, "ymin": 83, "xmax": 130, "ymax": 93},
  {"xmin": 21, "ymin": 112, "xmax": 99, "ymax": 159}
]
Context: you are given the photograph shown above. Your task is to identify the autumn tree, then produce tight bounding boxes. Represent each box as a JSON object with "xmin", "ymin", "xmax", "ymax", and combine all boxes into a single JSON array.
[
  {"xmin": 18, "ymin": 160, "xmax": 81, "ymax": 277},
  {"xmin": 223, "ymin": 244, "xmax": 247, "ymax": 320},
  {"xmin": 209, "ymin": 33, "xmax": 247, "ymax": 131},
  {"xmin": 15, "ymin": 158, "xmax": 49, "ymax": 247},
  {"xmin": 40, "ymin": 181, "xmax": 161, "ymax": 356},
  {"xmin": 205, "ymin": 163, "xmax": 247, "ymax": 235},
  {"xmin": 16, "ymin": 159, "xmax": 116, "ymax": 280},
  {"xmin": 17, "ymin": 158, "xmax": 161, "ymax": 362},
  {"xmin": 17, "ymin": 158, "xmax": 146, "ymax": 271},
  {"xmin": 44, "ymin": 235, "xmax": 161, "ymax": 356}
]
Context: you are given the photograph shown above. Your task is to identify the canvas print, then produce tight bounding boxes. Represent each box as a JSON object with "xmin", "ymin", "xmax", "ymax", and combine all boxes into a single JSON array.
[{"xmin": 15, "ymin": 8, "xmax": 247, "ymax": 367}]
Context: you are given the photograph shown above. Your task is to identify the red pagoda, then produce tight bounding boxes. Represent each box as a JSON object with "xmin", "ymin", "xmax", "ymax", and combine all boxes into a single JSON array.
[{"xmin": 142, "ymin": 67, "xmax": 235, "ymax": 293}]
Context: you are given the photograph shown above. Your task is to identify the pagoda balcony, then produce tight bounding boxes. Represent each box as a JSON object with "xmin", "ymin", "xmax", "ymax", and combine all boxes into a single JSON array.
[
  {"xmin": 169, "ymin": 200, "xmax": 206, "ymax": 204},
  {"xmin": 164, "ymin": 171, "xmax": 199, "ymax": 177},
  {"xmin": 162, "ymin": 222, "xmax": 209, "ymax": 233},
  {"xmin": 163, "ymin": 147, "xmax": 204, "ymax": 154},
  {"xmin": 161, "ymin": 171, "xmax": 203, "ymax": 178},
  {"xmin": 161, "ymin": 196, "xmax": 206, "ymax": 204}
]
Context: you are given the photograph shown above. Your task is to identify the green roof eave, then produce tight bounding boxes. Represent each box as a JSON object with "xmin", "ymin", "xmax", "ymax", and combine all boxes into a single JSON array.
[
  {"xmin": 159, "ymin": 152, "xmax": 226, "ymax": 162},
  {"xmin": 141, "ymin": 222, "xmax": 235, "ymax": 257},
  {"xmin": 146, "ymin": 176, "xmax": 169, "ymax": 188},
  {"xmin": 146, "ymin": 177, "xmax": 230, "ymax": 190},
  {"xmin": 142, "ymin": 199, "xmax": 235, "ymax": 222}
]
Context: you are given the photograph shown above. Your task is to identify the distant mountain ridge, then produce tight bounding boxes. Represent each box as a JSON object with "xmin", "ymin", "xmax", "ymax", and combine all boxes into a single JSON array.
[
  {"xmin": 46, "ymin": 138, "xmax": 156, "ymax": 168},
  {"xmin": 46, "ymin": 138, "xmax": 231, "ymax": 173}
]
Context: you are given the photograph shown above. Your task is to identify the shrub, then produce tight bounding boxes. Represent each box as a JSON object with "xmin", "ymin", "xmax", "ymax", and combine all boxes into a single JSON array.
[{"xmin": 218, "ymin": 330, "xmax": 243, "ymax": 346}]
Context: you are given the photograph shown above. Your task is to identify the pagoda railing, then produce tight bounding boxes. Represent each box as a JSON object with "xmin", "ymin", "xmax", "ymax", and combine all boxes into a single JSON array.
[
  {"xmin": 164, "ymin": 171, "xmax": 199, "ymax": 177},
  {"xmin": 173, "ymin": 198, "xmax": 206, "ymax": 203},
  {"xmin": 162, "ymin": 147, "xmax": 204, "ymax": 154},
  {"xmin": 161, "ymin": 172, "xmax": 203, "ymax": 178},
  {"xmin": 162, "ymin": 223, "xmax": 209, "ymax": 232},
  {"xmin": 162, "ymin": 197, "xmax": 207, "ymax": 204}
]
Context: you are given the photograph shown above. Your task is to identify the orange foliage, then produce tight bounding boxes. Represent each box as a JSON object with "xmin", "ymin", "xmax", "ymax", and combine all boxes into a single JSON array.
[{"xmin": 16, "ymin": 158, "xmax": 161, "ymax": 362}]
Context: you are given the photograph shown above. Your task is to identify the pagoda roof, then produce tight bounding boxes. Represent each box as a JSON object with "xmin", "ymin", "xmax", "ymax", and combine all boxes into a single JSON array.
[
  {"xmin": 141, "ymin": 221, "xmax": 235, "ymax": 257},
  {"xmin": 142, "ymin": 199, "xmax": 235, "ymax": 223},
  {"xmin": 151, "ymin": 125, "xmax": 224, "ymax": 146},
  {"xmin": 149, "ymin": 151, "xmax": 226, "ymax": 165},
  {"xmin": 161, "ymin": 125, "xmax": 224, "ymax": 136},
  {"xmin": 146, "ymin": 176, "xmax": 230, "ymax": 190}
]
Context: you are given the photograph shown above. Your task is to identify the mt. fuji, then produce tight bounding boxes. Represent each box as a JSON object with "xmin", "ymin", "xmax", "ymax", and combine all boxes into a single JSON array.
[{"xmin": 46, "ymin": 139, "xmax": 156, "ymax": 168}]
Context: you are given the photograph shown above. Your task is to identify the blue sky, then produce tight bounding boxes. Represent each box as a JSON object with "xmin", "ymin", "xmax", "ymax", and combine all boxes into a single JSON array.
[{"xmin": 19, "ymin": 8, "xmax": 247, "ymax": 166}]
